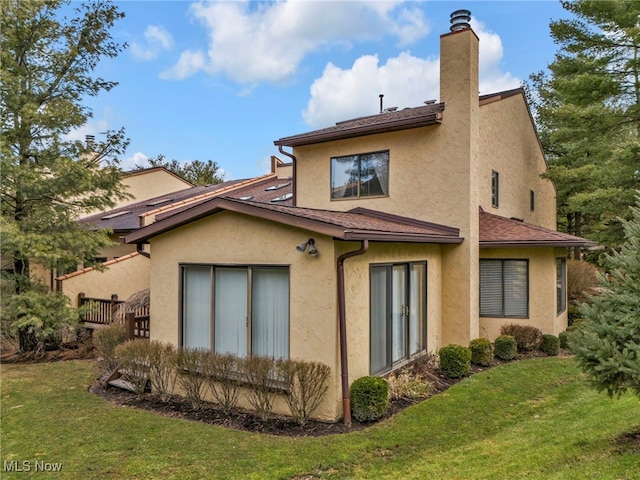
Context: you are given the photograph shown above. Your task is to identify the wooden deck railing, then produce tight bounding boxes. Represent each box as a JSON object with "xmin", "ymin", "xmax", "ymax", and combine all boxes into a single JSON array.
[{"xmin": 79, "ymin": 293, "xmax": 150, "ymax": 340}]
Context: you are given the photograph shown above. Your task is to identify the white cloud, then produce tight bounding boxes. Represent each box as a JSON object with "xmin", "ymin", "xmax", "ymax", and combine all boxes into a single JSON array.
[
  {"xmin": 303, "ymin": 20, "xmax": 521, "ymax": 129},
  {"xmin": 160, "ymin": 50, "xmax": 206, "ymax": 80},
  {"xmin": 64, "ymin": 117, "xmax": 109, "ymax": 143},
  {"xmin": 131, "ymin": 25, "xmax": 173, "ymax": 61},
  {"xmin": 163, "ymin": 0, "xmax": 429, "ymax": 84},
  {"xmin": 121, "ymin": 152, "xmax": 149, "ymax": 171}
]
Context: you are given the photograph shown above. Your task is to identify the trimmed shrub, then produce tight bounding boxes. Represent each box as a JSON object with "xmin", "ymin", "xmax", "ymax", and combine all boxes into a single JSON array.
[
  {"xmin": 94, "ymin": 323, "xmax": 127, "ymax": 372},
  {"xmin": 350, "ymin": 376, "xmax": 389, "ymax": 422},
  {"xmin": 469, "ymin": 338, "xmax": 494, "ymax": 366},
  {"xmin": 539, "ymin": 334, "xmax": 560, "ymax": 356},
  {"xmin": 439, "ymin": 344, "xmax": 472, "ymax": 378},
  {"xmin": 147, "ymin": 341, "xmax": 178, "ymax": 402},
  {"xmin": 499, "ymin": 324, "xmax": 542, "ymax": 352},
  {"xmin": 115, "ymin": 340, "xmax": 150, "ymax": 397},
  {"xmin": 494, "ymin": 335, "xmax": 517, "ymax": 360},
  {"xmin": 278, "ymin": 359, "xmax": 331, "ymax": 426},
  {"xmin": 387, "ymin": 369, "xmax": 434, "ymax": 400},
  {"xmin": 559, "ymin": 331, "xmax": 571, "ymax": 350},
  {"xmin": 242, "ymin": 355, "xmax": 278, "ymax": 421},
  {"xmin": 176, "ymin": 348, "xmax": 209, "ymax": 409},
  {"xmin": 201, "ymin": 353, "xmax": 243, "ymax": 415}
]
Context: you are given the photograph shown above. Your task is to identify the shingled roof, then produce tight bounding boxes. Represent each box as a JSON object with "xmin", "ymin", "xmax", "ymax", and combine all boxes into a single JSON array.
[
  {"xmin": 274, "ymin": 103, "xmax": 444, "ymax": 147},
  {"xmin": 125, "ymin": 197, "xmax": 462, "ymax": 245},
  {"xmin": 479, "ymin": 209, "xmax": 595, "ymax": 247}
]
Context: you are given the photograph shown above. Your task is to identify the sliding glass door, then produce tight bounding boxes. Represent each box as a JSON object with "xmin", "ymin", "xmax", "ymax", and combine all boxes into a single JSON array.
[{"xmin": 370, "ymin": 262, "xmax": 427, "ymax": 374}]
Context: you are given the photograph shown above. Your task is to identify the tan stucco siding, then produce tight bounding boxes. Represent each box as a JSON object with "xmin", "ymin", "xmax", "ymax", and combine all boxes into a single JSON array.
[
  {"xmin": 148, "ymin": 211, "xmax": 342, "ymax": 420},
  {"xmin": 479, "ymin": 247, "xmax": 568, "ymax": 340},
  {"xmin": 479, "ymin": 96, "xmax": 556, "ymax": 229},
  {"xmin": 340, "ymin": 242, "xmax": 443, "ymax": 382},
  {"xmin": 60, "ymin": 253, "xmax": 150, "ymax": 307},
  {"xmin": 116, "ymin": 169, "xmax": 192, "ymax": 210}
]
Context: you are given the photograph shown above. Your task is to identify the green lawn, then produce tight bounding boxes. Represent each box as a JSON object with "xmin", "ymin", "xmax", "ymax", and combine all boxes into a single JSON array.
[{"xmin": 1, "ymin": 357, "xmax": 638, "ymax": 479}]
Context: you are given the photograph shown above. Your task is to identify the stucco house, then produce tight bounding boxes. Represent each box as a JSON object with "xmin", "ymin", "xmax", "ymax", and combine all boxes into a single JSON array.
[{"xmin": 124, "ymin": 17, "xmax": 593, "ymax": 422}]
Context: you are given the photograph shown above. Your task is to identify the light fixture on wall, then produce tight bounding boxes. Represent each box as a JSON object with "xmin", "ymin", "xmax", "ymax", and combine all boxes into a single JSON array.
[{"xmin": 296, "ymin": 238, "xmax": 318, "ymax": 257}]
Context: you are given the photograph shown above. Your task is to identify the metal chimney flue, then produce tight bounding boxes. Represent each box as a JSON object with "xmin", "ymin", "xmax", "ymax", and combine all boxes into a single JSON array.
[
  {"xmin": 379, "ymin": 94, "xmax": 384, "ymax": 114},
  {"xmin": 450, "ymin": 9, "xmax": 471, "ymax": 32}
]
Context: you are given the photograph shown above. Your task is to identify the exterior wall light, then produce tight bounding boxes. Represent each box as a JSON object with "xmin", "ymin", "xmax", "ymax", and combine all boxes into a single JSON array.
[{"xmin": 296, "ymin": 238, "xmax": 318, "ymax": 257}]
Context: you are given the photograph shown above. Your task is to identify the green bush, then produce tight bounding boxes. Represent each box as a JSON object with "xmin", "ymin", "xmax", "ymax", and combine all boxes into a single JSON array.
[
  {"xmin": 539, "ymin": 334, "xmax": 560, "ymax": 356},
  {"xmin": 439, "ymin": 344, "xmax": 472, "ymax": 378},
  {"xmin": 94, "ymin": 323, "xmax": 127, "ymax": 372},
  {"xmin": 558, "ymin": 331, "xmax": 571, "ymax": 350},
  {"xmin": 494, "ymin": 335, "xmax": 517, "ymax": 360},
  {"xmin": 350, "ymin": 376, "xmax": 389, "ymax": 422},
  {"xmin": 499, "ymin": 324, "xmax": 542, "ymax": 352},
  {"xmin": 469, "ymin": 338, "xmax": 494, "ymax": 366}
]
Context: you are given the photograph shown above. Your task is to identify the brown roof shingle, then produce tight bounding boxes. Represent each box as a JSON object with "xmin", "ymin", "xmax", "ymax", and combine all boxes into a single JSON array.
[
  {"xmin": 125, "ymin": 197, "xmax": 462, "ymax": 245},
  {"xmin": 479, "ymin": 209, "xmax": 595, "ymax": 247}
]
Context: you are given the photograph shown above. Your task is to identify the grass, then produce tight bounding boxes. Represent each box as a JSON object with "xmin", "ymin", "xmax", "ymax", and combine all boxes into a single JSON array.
[{"xmin": 1, "ymin": 357, "xmax": 638, "ymax": 479}]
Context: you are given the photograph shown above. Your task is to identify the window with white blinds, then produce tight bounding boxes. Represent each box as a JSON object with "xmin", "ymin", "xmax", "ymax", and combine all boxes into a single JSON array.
[
  {"xmin": 181, "ymin": 265, "xmax": 289, "ymax": 359},
  {"xmin": 480, "ymin": 259, "xmax": 529, "ymax": 318}
]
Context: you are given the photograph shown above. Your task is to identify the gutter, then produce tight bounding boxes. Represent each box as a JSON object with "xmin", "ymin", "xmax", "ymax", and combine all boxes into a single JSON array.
[
  {"xmin": 337, "ymin": 240, "xmax": 369, "ymax": 426},
  {"xmin": 277, "ymin": 145, "xmax": 297, "ymax": 206},
  {"xmin": 136, "ymin": 243, "xmax": 150, "ymax": 258}
]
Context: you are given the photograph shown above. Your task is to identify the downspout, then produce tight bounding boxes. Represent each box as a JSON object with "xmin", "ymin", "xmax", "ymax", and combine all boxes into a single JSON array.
[
  {"xmin": 337, "ymin": 240, "xmax": 369, "ymax": 426},
  {"xmin": 136, "ymin": 243, "xmax": 150, "ymax": 259},
  {"xmin": 277, "ymin": 145, "xmax": 297, "ymax": 206}
]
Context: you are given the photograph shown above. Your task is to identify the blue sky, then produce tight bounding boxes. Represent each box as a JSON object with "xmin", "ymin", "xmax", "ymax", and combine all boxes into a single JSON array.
[{"xmin": 67, "ymin": 0, "xmax": 571, "ymax": 180}]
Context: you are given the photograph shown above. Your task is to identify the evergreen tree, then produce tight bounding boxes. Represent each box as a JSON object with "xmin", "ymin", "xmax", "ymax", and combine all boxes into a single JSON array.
[
  {"xmin": 529, "ymin": 0, "xmax": 640, "ymax": 253},
  {"xmin": 1, "ymin": 0, "xmax": 129, "ymax": 291},
  {"xmin": 136, "ymin": 155, "xmax": 225, "ymax": 186},
  {"xmin": 569, "ymin": 194, "xmax": 640, "ymax": 398}
]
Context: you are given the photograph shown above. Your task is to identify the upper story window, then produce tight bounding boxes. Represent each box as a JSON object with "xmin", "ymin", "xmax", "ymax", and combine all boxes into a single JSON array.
[
  {"xmin": 530, "ymin": 190, "xmax": 535, "ymax": 211},
  {"xmin": 491, "ymin": 170, "xmax": 499, "ymax": 208},
  {"xmin": 331, "ymin": 151, "xmax": 389, "ymax": 199}
]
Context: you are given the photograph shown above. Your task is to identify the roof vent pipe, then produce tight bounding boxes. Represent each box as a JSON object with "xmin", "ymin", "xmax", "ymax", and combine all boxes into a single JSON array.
[
  {"xmin": 450, "ymin": 9, "xmax": 471, "ymax": 32},
  {"xmin": 379, "ymin": 94, "xmax": 384, "ymax": 114}
]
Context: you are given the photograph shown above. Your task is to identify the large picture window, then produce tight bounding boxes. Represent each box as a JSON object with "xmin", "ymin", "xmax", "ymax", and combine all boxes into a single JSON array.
[
  {"xmin": 370, "ymin": 262, "xmax": 427, "ymax": 375},
  {"xmin": 181, "ymin": 265, "xmax": 289, "ymax": 359},
  {"xmin": 480, "ymin": 259, "xmax": 528, "ymax": 318},
  {"xmin": 557, "ymin": 258, "xmax": 567, "ymax": 315},
  {"xmin": 331, "ymin": 151, "xmax": 389, "ymax": 199}
]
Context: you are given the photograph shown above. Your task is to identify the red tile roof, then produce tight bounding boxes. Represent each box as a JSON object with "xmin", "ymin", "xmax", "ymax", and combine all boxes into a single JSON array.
[
  {"xmin": 125, "ymin": 197, "xmax": 462, "ymax": 245},
  {"xmin": 479, "ymin": 209, "xmax": 595, "ymax": 247}
]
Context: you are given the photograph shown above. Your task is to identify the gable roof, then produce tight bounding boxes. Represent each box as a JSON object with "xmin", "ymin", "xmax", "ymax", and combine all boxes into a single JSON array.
[
  {"xmin": 80, "ymin": 174, "xmax": 290, "ymax": 233},
  {"xmin": 274, "ymin": 103, "xmax": 444, "ymax": 147},
  {"xmin": 124, "ymin": 197, "xmax": 463, "ymax": 245},
  {"xmin": 121, "ymin": 166, "xmax": 194, "ymax": 187},
  {"xmin": 479, "ymin": 209, "xmax": 595, "ymax": 248}
]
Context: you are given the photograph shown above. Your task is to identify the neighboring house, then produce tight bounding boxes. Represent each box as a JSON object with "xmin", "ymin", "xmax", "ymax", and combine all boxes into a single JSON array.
[
  {"xmin": 124, "ymin": 17, "xmax": 593, "ymax": 422},
  {"xmin": 57, "ymin": 159, "xmax": 293, "ymax": 306}
]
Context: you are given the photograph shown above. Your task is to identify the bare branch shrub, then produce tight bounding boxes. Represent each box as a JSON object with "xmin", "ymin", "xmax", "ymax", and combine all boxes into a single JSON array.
[
  {"xmin": 499, "ymin": 324, "xmax": 542, "ymax": 352},
  {"xmin": 568, "ymin": 259, "xmax": 600, "ymax": 302},
  {"xmin": 115, "ymin": 340, "xmax": 150, "ymax": 397},
  {"xmin": 278, "ymin": 359, "xmax": 331, "ymax": 426},
  {"xmin": 93, "ymin": 323, "xmax": 127, "ymax": 372},
  {"xmin": 387, "ymin": 368, "xmax": 434, "ymax": 401},
  {"xmin": 242, "ymin": 356, "xmax": 278, "ymax": 421},
  {"xmin": 176, "ymin": 348, "xmax": 209, "ymax": 409},
  {"xmin": 201, "ymin": 353, "xmax": 242, "ymax": 415},
  {"xmin": 147, "ymin": 341, "xmax": 178, "ymax": 402}
]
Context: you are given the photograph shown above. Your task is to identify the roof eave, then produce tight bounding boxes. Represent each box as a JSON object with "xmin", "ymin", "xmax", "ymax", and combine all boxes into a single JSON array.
[
  {"xmin": 274, "ymin": 114, "xmax": 442, "ymax": 147},
  {"xmin": 344, "ymin": 231, "xmax": 463, "ymax": 244},
  {"xmin": 480, "ymin": 240, "xmax": 596, "ymax": 248}
]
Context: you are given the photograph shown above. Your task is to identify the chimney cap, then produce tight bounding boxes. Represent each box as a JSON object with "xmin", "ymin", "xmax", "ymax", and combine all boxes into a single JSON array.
[{"xmin": 450, "ymin": 9, "xmax": 471, "ymax": 32}]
